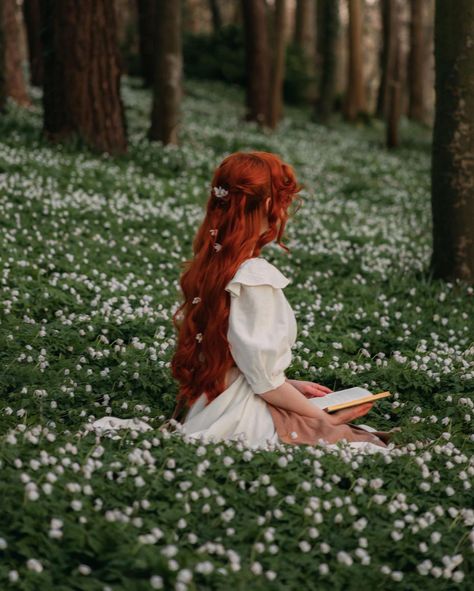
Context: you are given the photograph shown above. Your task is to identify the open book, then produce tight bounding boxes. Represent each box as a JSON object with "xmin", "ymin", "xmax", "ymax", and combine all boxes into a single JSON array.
[{"xmin": 309, "ymin": 386, "xmax": 391, "ymax": 413}]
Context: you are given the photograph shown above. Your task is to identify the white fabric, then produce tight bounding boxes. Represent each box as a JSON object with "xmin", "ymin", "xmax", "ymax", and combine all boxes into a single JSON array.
[
  {"xmin": 181, "ymin": 257, "xmax": 390, "ymax": 453},
  {"xmin": 88, "ymin": 257, "xmax": 390, "ymax": 454},
  {"xmin": 226, "ymin": 258, "xmax": 297, "ymax": 394}
]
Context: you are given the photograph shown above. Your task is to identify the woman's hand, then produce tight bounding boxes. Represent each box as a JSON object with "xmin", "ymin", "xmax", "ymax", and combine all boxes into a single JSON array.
[
  {"xmin": 326, "ymin": 402, "xmax": 374, "ymax": 426},
  {"xmin": 286, "ymin": 379, "xmax": 332, "ymax": 398}
]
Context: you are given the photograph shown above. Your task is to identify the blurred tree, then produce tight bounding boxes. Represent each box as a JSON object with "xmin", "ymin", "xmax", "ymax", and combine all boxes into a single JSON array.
[
  {"xmin": 314, "ymin": 0, "xmax": 339, "ymax": 122},
  {"xmin": 209, "ymin": 0, "xmax": 222, "ymax": 33},
  {"xmin": 40, "ymin": 0, "xmax": 127, "ymax": 154},
  {"xmin": 0, "ymin": 3, "xmax": 4, "ymax": 113},
  {"xmin": 136, "ymin": 0, "xmax": 156, "ymax": 87},
  {"xmin": 115, "ymin": 0, "xmax": 141, "ymax": 77},
  {"xmin": 344, "ymin": 0, "xmax": 366, "ymax": 121},
  {"xmin": 430, "ymin": 0, "xmax": 474, "ymax": 283},
  {"xmin": 0, "ymin": 0, "xmax": 30, "ymax": 107},
  {"xmin": 23, "ymin": 0, "xmax": 44, "ymax": 87},
  {"xmin": 407, "ymin": 0, "xmax": 425, "ymax": 122},
  {"xmin": 294, "ymin": 0, "xmax": 317, "ymax": 102},
  {"xmin": 149, "ymin": 0, "xmax": 182, "ymax": 145},
  {"xmin": 267, "ymin": 0, "xmax": 287, "ymax": 128},
  {"xmin": 376, "ymin": 0, "xmax": 389, "ymax": 118},
  {"xmin": 241, "ymin": 0, "xmax": 270, "ymax": 126},
  {"xmin": 385, "ymin": 0, "xmax": 402, "ymax": 148}
]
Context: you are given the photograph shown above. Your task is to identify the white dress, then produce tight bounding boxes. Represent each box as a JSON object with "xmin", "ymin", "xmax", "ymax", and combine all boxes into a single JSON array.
[{"xmin": 180, "ymin": 257, "xmax": 390, "ymax": 454}]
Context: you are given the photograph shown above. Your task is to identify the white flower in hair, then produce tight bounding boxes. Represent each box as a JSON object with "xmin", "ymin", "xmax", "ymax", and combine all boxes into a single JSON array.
[
  {"xmin": 213, "ymin": 243, "xmax": 222, "ymax": 252},
  {"xmin": 192, "ymin": 297, "xmax": 201, "ymax": 304},
  {"xmin": 195, "ymin": 333, "xmax": 203, "ymax": 342},
  {"xmin": 213, "ymin": 186, "xmax": 229, "ymax": 199},
  {"xmin": 209, "ymin": 228, "xmax": 218, "ymax": 237}
]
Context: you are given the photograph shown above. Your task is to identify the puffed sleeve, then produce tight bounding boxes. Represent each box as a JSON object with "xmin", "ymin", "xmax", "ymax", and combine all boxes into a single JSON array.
[{"xmin": 224, "ymin": 259, "xmax": 293, "ymax": 395}]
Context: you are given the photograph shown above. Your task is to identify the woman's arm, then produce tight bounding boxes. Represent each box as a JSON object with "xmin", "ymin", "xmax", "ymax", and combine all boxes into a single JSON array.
[
  {"xmin": 259, "ymin": 380, "xmax": 333, "ymax": 420},
  {"xmin": 260, "ymin": 380, "xmax": 376, "ymax": 438}
]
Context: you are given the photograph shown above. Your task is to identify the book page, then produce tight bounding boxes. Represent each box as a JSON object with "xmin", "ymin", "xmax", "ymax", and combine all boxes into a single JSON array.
[{"xmin": 309, "ymin": 387, "xmax": 372, "ymax": 410}]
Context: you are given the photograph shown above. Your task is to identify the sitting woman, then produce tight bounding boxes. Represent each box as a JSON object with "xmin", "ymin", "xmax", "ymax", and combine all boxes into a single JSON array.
[{"xmin": 169, "ymin": 151, "xmax": 397, "ymax": 452}]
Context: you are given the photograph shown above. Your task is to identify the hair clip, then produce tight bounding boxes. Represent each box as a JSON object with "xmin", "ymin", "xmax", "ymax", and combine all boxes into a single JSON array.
[{"xmin": 212, "ymin": 186, "xmax": 229, "ymax": 199}]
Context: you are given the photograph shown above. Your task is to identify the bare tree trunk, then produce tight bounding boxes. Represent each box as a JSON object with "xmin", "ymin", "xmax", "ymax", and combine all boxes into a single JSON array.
[
  {"xmin": 136, "ymin": 0, "xmax": 156, "ymax": 87},
  {"xmin": 385, "ymin": 0, "xmax": 402, "ymax": 148},
  {"xmin": 23, "ymin": 0, "xmax": 44, "ymax": 87},
  {"xmin": 294, "ymin": 0, "xmax": 314, "ymax": 48},
  {"xmin": 267, "ymin": 0, "xmax": 287, "ymax": 128},
  {"xmin": 2, "ymin": 0, "xmax": 30, "ymax": 106},
  {"xmin": 241, "ymin": 0, "xmax": 270, "ymax": 126},
  {"xmin": 376, "ymin": 0, "xmax": 390, "ymax": 118},
  {"xmin": 430, "ymin": 0, "xmax": 474, "ymax": 283},
  {"xmin": 0, "ymin": 1, "xmax": 5, "ymax": 113},
  {"xmin": 209, "ymin": 0, "xmax": 222, "ymax": 33},
  {"xmin": 294, "ymin": 0, "xmax": 317, "ymax": 102},
  {"xmin": 408, "ymin": 0, "xmax": 425, "ymax": 122},
  {"xmin": 315, "ymin": 0, "xmax": 339, "ymax": 122},
  {"xmin": 344, "ymin": 0, "xmax": 366, "ymax": 121},
  {"xmin": 40, "ymin": 0, "xmax": 127, "ymax": 155},
  {"xmin": 149, "ymin": 0, "xmax": 182, "ymax": 145}
]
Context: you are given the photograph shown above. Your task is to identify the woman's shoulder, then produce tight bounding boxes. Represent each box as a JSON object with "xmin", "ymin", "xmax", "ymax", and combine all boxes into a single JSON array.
[{"xmin": 225, "ymin": 257, "xmax": 291, "ymax": 297}]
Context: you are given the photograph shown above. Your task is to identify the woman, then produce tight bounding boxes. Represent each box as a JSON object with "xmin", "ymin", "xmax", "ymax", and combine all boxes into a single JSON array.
[{"xmin": 170, "ymin": 151, "xmax": 397, "ymax": 452}]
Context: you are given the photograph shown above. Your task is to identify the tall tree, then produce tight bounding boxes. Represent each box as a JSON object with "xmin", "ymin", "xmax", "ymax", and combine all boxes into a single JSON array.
[
  {"xmin": 315, "ymin": 0, "xmax": 339, "ymax": 122},
  {"xmin": 1, "ymin": 0, "xmax": 30, "ymax": 107},
  {"xmin": 241, "ymin": 0, "xmax": 270, "ymax": 126},
  {"xmin": 0, "ymin": 0, "xmax": 6, "ymax": 113},
  {"xmin": 267, "ymin": 0, "xmax": 287, "ymax": 128},
  {"xmin": 385, "ymin": 0, "xmax": 402, "ymax": 148},
  {"xmin": 40, "ymin": 0, "xmax": 127, "ymax": 155},
  {"xmin": 149, "ymin": 0, "xmax": 182, "ymax": 145},
  {"xmin": 136, "ymin": 0, "xmax": 156, "ymax": 87},
  {"xmin": 408, "ymin": 0, "xmax": 425, "ymax": 122},
  {"xmin": 430, "ymin": 0, "xmax": 474, "ymax": 283},
  {"xmin": 209, "ymin": 0, "xmax": 222, "ymax": 33},
  {"xmin": 294, "ymin": 0, "xmax": 317, "ymax": 102},
  {"xmin": 376, "ymin": 0, "xmax": 390, "ymax": 118},
  {"xmin": 344, "ymin": 0, "xmax": 366, "ymax": 121},
  {"xmin": 23, "ymin": 0, "xmax": 44, "ymax": 87}
]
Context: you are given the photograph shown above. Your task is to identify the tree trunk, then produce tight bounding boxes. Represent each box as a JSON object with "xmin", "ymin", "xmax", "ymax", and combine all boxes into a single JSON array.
[
  {"xmin": 385, "ymin": 0, "xmax": 402, "ymax": 148},
  {"xmin": 267, "ymin": 0, "xmax": 287, "ymax": 128},
  {"xmin": 294, "ymin": 0, "xmax": 315, "ymax": 49},
  {"xmin": 376, "ymin": 0, "xmax": 390, "ymax": 118},
  {"xmin": 149, "ymin": 0, "xmax": 182, "ymax": 145},
  {"xmin": 0, "ymin": 1, "xmax": 5, "ymax": 112},
  {"xmin": 315, "ymin": 0, "xmax": 339, "ymax": 122},
  {"xmin": 2, "ymin": 0, "xmax": 30, "ymax": 106},
  {"xmin": 23, "ymin": 0, "xmax": 44, "ymax": 87},
  {"xmin": 408, "ymin": 0, "xmax": 425, "ymax": 122},
  {"xmin": 294, "ymin": 0, "xmax": 317, "ymax": 102},
  {"xmin": 241, "ymin": 0, "xmax": 270, "ymax": 126},
  {"xmin": 209, "ymin": 0, "xmax": 222, "ymax": 33},
  {"xmin": 430, "ymin": 0, "xmax": 474, "ymax": 283},
  {"xmin": 40, "ymin": 0, "xmax": 127, "ymax": 155},
  {"xmin": 136, "ymin": 0, "xmax": 156, "ymax": 87},
  {"xmin": 344, "ymin": 0, "xmax": 366, "ymax": 121}
]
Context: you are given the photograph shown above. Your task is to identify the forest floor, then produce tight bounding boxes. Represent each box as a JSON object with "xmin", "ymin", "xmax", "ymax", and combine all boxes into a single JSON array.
[{"xmin": 0, "ymin": 76, "xmax": 473, "ymax": 590}]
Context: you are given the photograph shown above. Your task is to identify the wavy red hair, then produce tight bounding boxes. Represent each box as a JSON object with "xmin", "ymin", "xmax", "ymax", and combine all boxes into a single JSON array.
[{"xmin": 170, "ymin": 151, "xmax": 304, "ymax": 412}]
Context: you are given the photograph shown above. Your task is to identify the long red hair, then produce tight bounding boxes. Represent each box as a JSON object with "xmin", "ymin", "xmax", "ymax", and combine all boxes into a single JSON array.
[{"xmin": 170, "ymin": 151, "xmax": 303, "ymax": 411}]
